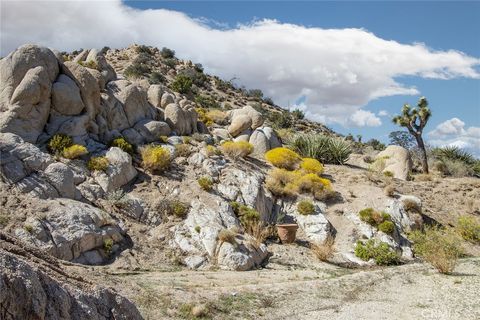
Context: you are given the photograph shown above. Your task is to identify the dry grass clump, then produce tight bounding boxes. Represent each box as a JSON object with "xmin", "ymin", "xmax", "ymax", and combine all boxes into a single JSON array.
[
  {"xmin": 218, "ymin": 229, "xmax": 237, "ymax": 245},
  {"xmin": 47, "ymin": 133, "xmax": 73, "ymax": 155},
  {"xmin": 384, "ymin": 184, "xmax": 396, "ymax": 197},
  {"xmin": 87, "ymin": 156, "xmax": 109, "ymax": 172},
  {"xmin": 140, "ymin": 145, "xmax": 171, "ymax": 172},
  {"xmin": 299, "ymin": 158, "xmax": 324, "ymax": 174},
  {"xmin": 409, "ymin": 226, "xmax": 463, "ymax": 274},
  {"xmin": 206, "ymin": 109, "xmax": 228, "ymax": 125},
  {"xmin": 311, "ymin": 236, "xmax": 335, "ymax": 261},
  {"xmin": 220, "ymin": 141, "xmax": 254, "ymax": 160},
  {"xmin": 296, "ymin": 173, "xmax": 332, "ymax": 199},
  {"xmin": 265, "ymin": 168, "xmax": 301, "ymax": 198},
  {"xmin": 297, "ymin": 200, "xmax": 315, "ymax": 215},
  {"xmin": 110, "ymin": 137, "xmax": 133, "ymax": 154},
  {"xmin": 62, "ymin": 144, "xmax": 88, "ymax": 159},
  {"xmin": 205, "ymin": 145, "xmax": 221, "ymax": 157},
  {"xmin": 197, "ymin": 176, "xmax": 214, "ymax": 191},
  {"xmin": 174, "ymin": 143, "xmax": 191, "ymax": 157},
  {"xmin": 456, "ymin": 215, "xmax": 480, "ymax": 243},
  {"xmin": 414, "ymin": 173, "xmax": 433, "ymax": 181},
  {"xmin": 265, "ymin": 147, "xmax": 302, "ymax": 170},
  {"xmin": 402, "ymin": 198, "xmax": 421, "ymax": 213}
]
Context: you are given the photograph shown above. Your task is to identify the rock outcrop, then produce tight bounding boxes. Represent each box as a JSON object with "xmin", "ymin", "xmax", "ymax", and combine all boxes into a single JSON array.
[{"xmin": 375, "ymin": 145, "xmax": 412, "ymax": 180}]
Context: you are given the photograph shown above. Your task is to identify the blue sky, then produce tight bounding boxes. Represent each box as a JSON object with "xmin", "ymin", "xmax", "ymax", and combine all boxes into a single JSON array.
[
  {"xmin": 125, "ymin": 0, "xmax": 480, "ymax": 148},
  {"xmin": 2, "ymin": 0, "xmax": 479, "ymax": 153}
]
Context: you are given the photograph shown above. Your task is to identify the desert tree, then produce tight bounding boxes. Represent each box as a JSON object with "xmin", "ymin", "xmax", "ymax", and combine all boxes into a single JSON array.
[
  {"xmin": 392, "ymin": 97, "xmax": 431, "ymax": 173},
  {"xmin": 389, "ymin": 131, "xmax": 416, "ymax": 150}
]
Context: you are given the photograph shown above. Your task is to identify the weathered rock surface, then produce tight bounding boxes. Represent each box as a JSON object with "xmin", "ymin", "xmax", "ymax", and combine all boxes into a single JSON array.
[
  {"xmin": 376, "ymin": 145, "xmax": 412, "ymax": 180},
  {"xmin": 164, "ymin": 103, "xmax": 198, "ymax": 135},
  {"xmin": 0, "ymin": 232, "xmax": 142, "ymax": 320},
  {"xmin": 93, "ymin": 147, "xmax": 137, "ymax": 193},
  {"xmin": 51, "ymin": 74, "xmax": 85, "ymax": 115},
  {"xmin": 228, "ymin": 114, "xmax": 252, "ymax": 137},
  {"xmin": 249, "ymin": 127, "xmax": 281, "ymax": 157}
]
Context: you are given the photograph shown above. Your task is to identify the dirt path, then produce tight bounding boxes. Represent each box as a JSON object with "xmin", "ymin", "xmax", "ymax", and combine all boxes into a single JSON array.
[{"xmin": 89, "ymin": 257, "xmax": 479, "ymax": 320}]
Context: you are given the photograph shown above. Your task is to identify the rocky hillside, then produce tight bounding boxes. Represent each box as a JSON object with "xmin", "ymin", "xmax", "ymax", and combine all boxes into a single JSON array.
[{"xmin": 0, "ymin": 44, "xmax": 479, "ymax": 319}]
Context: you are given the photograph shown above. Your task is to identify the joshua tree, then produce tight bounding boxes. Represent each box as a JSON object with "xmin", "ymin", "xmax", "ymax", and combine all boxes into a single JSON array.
[{"xmin": 392, "ymin": 97, "xmax": 431, "ymax": 173}]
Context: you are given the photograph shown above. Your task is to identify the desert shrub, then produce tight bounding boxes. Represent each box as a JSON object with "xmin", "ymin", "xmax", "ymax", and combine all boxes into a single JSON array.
[
  {"xmin": 296, "ymin": 174, "xmax": 332, "ymax": 199},
  {"xmin": 170, "ymin": 200, "xmax": 189, "ymax": 218},
  {"xmin": 103, "ymin": 238, "xmax": 114, "ymax": 255},
  {"xmin": 359, "ymin": 208, "xmax": 392, "ymax": 230},
  {"xmin": 384, "ymin": 184, "xmax": 396, "ymax": 197},
  {"xmin": 178, "ymin": 68, "xmax": 208, "ymax": 88},
  {"xmin": 218, "ymin": 229, "xmax": 237, "ymax": 245},
  {"xmin": 365, "ymin": 139, "xmax": 386, "ymax": 151},
  {"xmin": 159, "ymin": 135, "xmax": 168, "ymax": 143},
  {"xmin": 378, "ymin": 221, "xmax": 395, "ymax": 235},
  {"xmin": 175, "ymin": 143, "xmax": 191, "ymax": 157},
  {"xmin": 197, "ymin": 176, "xmax": 214, "ymax": 191},
  {"xmin": 163, "ymin": 58, "xmax": 176, "ymax": 69},
  {"xmin": 196, "ymin": 107, "xmax": 214, "ymax": 126},
  {"xmin": 275, "ymin": 128, "xmax": 295, "ymax": 144},
  {"xmin": 160, "ymin": 47, "xmax": 175, "ymax": 59},
  {"xmin": 148, "ymin": 71, "xmax": 165, "ymax": 84},
  {"xmin": 432, "ymin": 146, "xmax": 477, "ymax": 177},
  {"xmin": 47, "ymin": 133, "xmax": 73, "ymax": 154},
  {"xmin": 354, "ymin": 239, "xmax": 399, "ymax": 265},
  {"xmin": 87, "ymin": 156, "xmax": 109, "ymax": 172},
  {"xmin": 205, "ymin": 145, "xmax": 221, "ymax": 157},
  {"xmin": 194, "ymin": 226, "xmax": 201, "ymax": 233},
  {"xmin": 80, "ymin": 60, "xmax": 98, "ymax": 70},
  {"xmin": 300, "ymin": 158, "xmax": 324, "ymax": 174},
  {"xmin": 402, "ymin": 198, "xmax": 421, "ymax": 213},
  {"xmin": 265, "ymin": 147, "xmax": 302, "ymax": 170},
  {"xmin": 110, "ymin": 137, "xmax": 133, "ymax": 154},
  {"xmin": 432, "ymin": 146, "xmax": 476, "ymax": 165},
  {"xmin": 220, "ymin": 141, "xmax": 253, "ymax": 160},
  {"xmin": 268, "ymin": 111, "xmax": 293, "ymax": 129},
  {"xmin": 297, "ymin": 200, "xmax": 315, "ymax": 215},
  {"xmin": 140, "ymin": 145, "xmax": 171, "ymax": 172},
  {"xmin": 409, "ymin": 226, "xmax": 463, "ymax": 274},
  {"xmin": 311, "ymin": 236, "xmax": 335, "ymax": 261},
  {"xmin": 124, "ymin": 63, "xmax": 151, "ymax": 79},
  {"xmin": 135, "ymin": 45, "xmax": 153, "ymax": 55},
  {"xmin": 290, "ymin": 134, "xmax": 352, "ymax": 165},
  {"xmin": 62, "ymin": 144, "xmax": 88, "ymax": 159},
  {"xmin": 195, "ymin": 94, "xmax": 220, "ymax": 109},
  {"xmin": 456, "ymin": 215, "xmax": 480, "ymax": 243},
  {"xmin": 171, "ymin": 74, "xmax": 192, "ymax": 94},
  {"xmin": 436, "ymin": 159, "xmax": 472, "ymax": 177},
  {"xmin": 291, "ymin": 109, "xmax": 305, "ymax": 120},
  {"xmin": 206, "ymin": 109, "xmax": 227, "ymax": 125},
  {"xmin": 265, "ymin": 168, "xmax": 300, "ymax": 197},
  {"xmin": 383, "ymin": 170, "xmax": 394, "ymax": 178}
]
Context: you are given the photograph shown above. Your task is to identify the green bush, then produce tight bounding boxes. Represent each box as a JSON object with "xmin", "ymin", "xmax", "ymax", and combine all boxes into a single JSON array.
[
  {"xmin": 289, "ymin": 134, "xmax": 352, "ymax": 165},
  {"xmin": 124, "ymin": 63, "xmax": 151, "ymax": 79},
  {"xmin": 456, "ymin": 215, "xmax": 480, "ymax": 243},
  {"xmin": 160, "ymin": 47, "xmax": 175, "ymax": 59},
  {"xmin": 409, "ymin": 226, "xmax": 463, "ymax": 274},
  {"xmin": 171, "ymin": 200, "xmax": 189, "ymax": 218},
  {"xmin": 432, "ymin": 146, "xmax": 478, "ymax": 177},
  {"xmin": 103, "ymin": 238, "xmax": 114, "ymax": 255},
  {"xmin": 378, "ymin": 221, "xmax": 395, "ymax": 235},
  {"xmin": 195, "ymin": 94, "xmax": 220, "ymax": 109},
  {"xmin": 355, "ymin": 239, "xmax": 399, "ymax": 265},
  {"xmin": 268, "ymin": 112, "xmax": 293, "ymax": 129},
  {"xmin": 297, "ymin": 200, "xmax": 315, "ymax": 215},
  {"xmin": 47, "ymin": 134, "xmax": 73, "ymax": 155},
  {"xmin": 136, "ymin": 45, "xmax": 153, "ymax": 55},
  {"xmin": 231, "ymin": 202, "xmax": 260, "ymax": 228},
  {"xmin": 291, "ymin": 109, "xmax": 305, "ymax": 120},
  {"xmin": 62, "ymin": 144, "xmax": 88, "ymax": 159},
  {"xmin": 111, "ymin": 137, "xmax": 134, "ymax": 154},
  {"xmin": 197, "ymin": 176, "xmax": 214, "ymax": 191},
  {"xmin": 171, "ymin": 74, "xmax": 193, "ymax": 94},
  {"xmin": 148, "ymin": 71, "xmax": 165, "ymax": 84},
  {"xmin": 87, "ymin": 156, "xmax": 110, "ymax": 172}
]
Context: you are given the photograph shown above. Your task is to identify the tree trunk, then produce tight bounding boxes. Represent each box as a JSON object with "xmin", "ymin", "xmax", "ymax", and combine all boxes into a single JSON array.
[{"xmin": 415, "ymin": 134, "xmax": 429, "ymax": 174}]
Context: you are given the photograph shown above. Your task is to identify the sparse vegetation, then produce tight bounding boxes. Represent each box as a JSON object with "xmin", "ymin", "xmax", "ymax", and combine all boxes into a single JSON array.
[
  {"xmin": 148, "ymin": 71, "xmax": 165, "ymax": 84},
  {"xmin": 175, "ymin": 144, "xmax": 191, "ymax": 157},
  {"xmin": 124, "ymin": 63, "xmax": 151, "ymax": 79},
  {"xmin": 205, "ymin": 145, "xmax": 221, "ymax": 157},
  {"xmin": 218, "ymin": 229, "xmax": 237, "ymax": 246},
  {"xmin": 265, "ymin": 147, "xmax": 302, "ymax": 170},
  {"xmin": 297, "ymin": 200, "xmax": 315, "ymax": 215},
  {"xmin": 87, "ymin": 156, "xmax": 109, "ymax": 172},
  {"xmin": 111, "ymin": 137, "xmax": 134, "ymax": 154},
  {"xmin": 220, "ymin": 141, "xmax": 253, "ymax": 160},
  {"xmin": 432, "ymin": 146, "xmax": 479, "ymax": 177},
  {"xmin": 456, "ymin": 215, "xmax": 480, "ymax": 243},
  {"xmin": 409, "ymin": 226, "xmax": 463, "ymax": 274},
  {"xmin": 47, "ymin": 133, "xmax": 73, "ymax": 155},
  {"xmin": 384, "ymin": 184, "xmax": 396, "ymax": 197},
  {"xmin": 160, "ymin": 47, "xmax": 175, "ymax": 59},
  {"xmin": 359, "ymin": 208, "xmax": 394, "ymax": 234},
  {"xmin": 62, "ymin": 144, "xmax": 88, "ymax": 159},
  {"xmin": 290, "ymin": 134, "xmax": 352, "ymax": 165},
  {"xmin": 140, "ymin": 145, "xmax": 171, "ymax": 172},
  {"xmin": 311, "ymin": 236, "xmax": 335, "ymax": 261},
  {"xmin": 171, "ymin": 74, "xmax": 193, "ymax": 94},
  {"xmin": 197, "ymin": 176, "xmax": 214, "ymax": 191},
  {"xmin": 103, "ymin": 238, "xmax": 114, "ymax": 255},
  {"xmin": 355, "ymin": 239, "xmax": 399, "ymax": 265}
]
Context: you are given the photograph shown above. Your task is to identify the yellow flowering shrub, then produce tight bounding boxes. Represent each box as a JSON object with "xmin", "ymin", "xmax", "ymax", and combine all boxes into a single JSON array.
[
  {"xmin": 220, "ymin": 141, "xmax": 254, "ymax": 160},
  {"xmin": 141, "ymin": 145, "xmax": 171, "ymax": 172},
  {"xmin": 300, "ymin": 158, "xmax": 324, "ymax": 174},
  {"xmin": 62, "ymin": 144, "xmax": 88, "ymax": 159},
  {"xmin": 264, "ymin": 147, "xmax": 302, "ymax": 170},
  {"xmin": 265, "ymin": 168, "xmax": 301, "ymax": 197},
  {"xmin": 87, "ymin": 156, "xmax": 109, "ymax": 172}
]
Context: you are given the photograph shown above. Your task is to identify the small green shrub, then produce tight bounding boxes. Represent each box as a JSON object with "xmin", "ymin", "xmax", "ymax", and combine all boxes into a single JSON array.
[
  {"xmin": 378, "ymin": 220, "xmax": 395, "ymax": 235},
  {"xmin": 290, "ymin": 134, "xmax": 352, "ymax": 165},
  {"xmin": 171, "ymin": 200, "xmax": 189, "ymax": 218},
  {"xmin": 160, "ymin": 47, "xmax": 175, "ymax": 59},
  {"xmin": 103, "ymin": 238, "xmax": 114, "ymax": 255},
  {"xmin": 456, "ymin": 215, "xmax": 480, "ymax": 243},
  {"xmin": 171, "ymin": 74, "xmax": 193, "ymax": 94},
  {"xmin": 297, "ymin": 200, "xmax": 315, "ymax": 215},
  {"xmin": 383, "ymin": 170, "xmax": 394, "ymax": 178},
  {"xmin": 111, "ymin": 137, "xmax": 134, "ymax": 154},
  {"xmin": 291, "ymin": 109, "xmax": 305, "ymax": 120},
  {"xmin": 409, "ymin": 226, "xmax": 463, "ymax": 274},
  {"xmin": 148, "ymin": 71, "xmax": 165, "ymax": 84},
  {"xmin": 124, "ymin": 63, "xmax": 151, "ymax": 79},
  {"xmin": 194, "ymin": 225, "xmax": 201, "ymax": 233},
  {"xmin": 62, "ymin": 144, "xmax": 88, "ymax": 159},
  {"xmin": 140, "ymin": 145, "xmax": 171, "ymax": 173},
  {"xmin": 195, "ymin": 94, "xmax": 220, "ymax": 109},
  {"xmin": 175, "ymin": 144, "xmax": 191, "ymax": 157},
  {"xmin": 136, "ymin": 45, "xmax": 153, "ymax": 55},
  {"xmin": 355, "ymin": 239, "xmax": 399, "ymax": 265},
  {"xmin": 197, "ymin": 176, "xmax": 214, "ymax": 191},
  {"xmin": 87, "ymin": 156, "xmax": 110, "ymax": 172},
  {"xmin": 24, "ymin": 224, "xmax": 33, "ymax": 233},
  {"xmin": 47, "ymin": 134, "xmax": 73, "ymax": 155}
]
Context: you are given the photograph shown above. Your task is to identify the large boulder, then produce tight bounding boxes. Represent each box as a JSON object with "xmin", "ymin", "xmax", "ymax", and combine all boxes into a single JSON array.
[
  {"xmin": 160, "ymin": 92, "xmax": 175, "ymax": 108},
  {"xmin": 133, "ymin": 119, "xmax": 171, "ymax": 143},
  {"xmin": 164, "ymin": 103, "xmax": 198, "ymax": 135},
  {"xmin": 227, "ymin": 114, "xmax": 252, "ymax": 137},
  {"xmin": 0, "ymin": 45, "xmax": 59, "ymax": 143},
  {"xmin": 375, "ymin": 145, "xmax": 413, "ymax": 180},
  {"xmin": 147, "ymin": 84, "xmax": 165, "ymax": 109},
  {"xmin": 0, "ymin": 232, "xmax": 142, "ymax": 320},
  {"xmin": 249, "ymin": 127, "xmax": 281, "ymax": 157},
  {"xmin": 14, "ymin": 199, "xmax": 127, "ymax": 264},
  {"xmin": 43, "ymin": 162, "xmax": 76, "ymax": 199},
  {"xmin": 93, "ymin": 147, "xmax": 137, "ymax": 193},
  {"xmin": 85, "ymin": 48, "xmax": 117, "ymax": 84},
  {"xmin": 228, "ymin": 105, "xmax": 264, "ymax": 136},
  {"xmin": 51, "ymin": 74, "xmax": 85, "ymax": 115}
]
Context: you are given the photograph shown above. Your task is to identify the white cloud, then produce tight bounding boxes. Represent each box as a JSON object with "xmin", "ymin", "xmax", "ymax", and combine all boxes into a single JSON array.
[
  {"xmin": 350, "ymin": 110, "xmax": 382, "ymax": 127},
  {"xmin": 428, "ymin": 118, "xmax": 480, "ymax": 156},
  {"xmin": 378, "ymin": 110, "xmax": 389, "ymax": 117},
  {"xmin": 2, "ymin": 0, "xmax": 479, "ymax": 126}
]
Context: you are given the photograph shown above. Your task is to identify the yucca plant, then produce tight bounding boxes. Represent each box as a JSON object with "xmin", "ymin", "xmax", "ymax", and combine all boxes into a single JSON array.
[
  {"xmin": 432, "ymin": 146, "xmax": 476, "ymax": 165},
  {"xmin": 289, "ymin": 134, "xmax": 351, "ymax": 165}
]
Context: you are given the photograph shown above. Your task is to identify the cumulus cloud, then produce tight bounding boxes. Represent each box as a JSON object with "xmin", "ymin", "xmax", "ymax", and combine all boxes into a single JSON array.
[
  {"xmin": 2, "ymin": 0, "xmax": 480, "ymax": 126},
  {"xmin": 428, "ymin": 118, "xmax": 480, "ymax": 156},
  {"xmin": 378, "ymin": 110, "xmax": 389, "ymax": 117}
]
